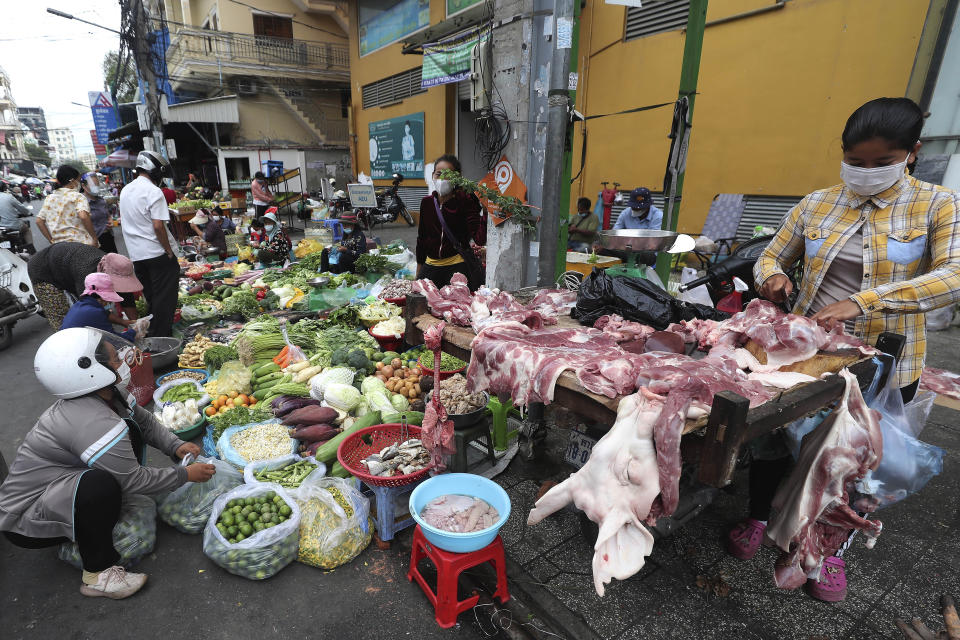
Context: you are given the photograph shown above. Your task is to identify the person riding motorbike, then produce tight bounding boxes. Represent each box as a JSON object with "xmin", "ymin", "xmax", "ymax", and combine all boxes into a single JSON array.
[
  {"xmin": 728, "ymin": 97, "xmax": 960, "ymax": 602},
  {"xmin": 0, "ymin": 182, "xmax": 35, "ymax": 254},
  {"xmin": 0, "ymin": 328, "xmax": 216, "ymax": 599}
]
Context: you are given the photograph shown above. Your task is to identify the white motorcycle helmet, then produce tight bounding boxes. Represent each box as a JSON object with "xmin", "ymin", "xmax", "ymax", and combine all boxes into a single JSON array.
[
  {"xmin": 34, "ymin": 328, "xmax": 136, "ymax": 399},
  {"xmin": 333, "ymin": 189, "xmax": 346, "ymax": 199}
]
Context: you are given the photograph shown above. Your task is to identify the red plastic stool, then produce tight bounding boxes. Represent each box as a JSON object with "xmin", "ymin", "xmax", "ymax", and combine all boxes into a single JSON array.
[{"xmin": 407, "ymin": 525, "xmax": 510, "ymax": 628}]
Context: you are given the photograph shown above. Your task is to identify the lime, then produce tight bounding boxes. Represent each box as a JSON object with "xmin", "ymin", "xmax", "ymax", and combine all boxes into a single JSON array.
[
  {"xmin": 279, "ymin": 505, "xmax": 291, "ymax": 516},
  {"xmin": 247, "ymin": 511, "xmax": 259, "ymax": 522},
  {"xmin": 240, "ymin": 523, "xmax": 253, "ymax": 536},
  {"xmin": 255, "ymin": 570, "xmax": 267, "ymax": 580},
  {"xmin": 265, "ymin": 491, "xmax": 276, "ymax": 499},
  {"xmin": 244, "ymin": 498, "xmax": 254, "ymax": 506},
  {"xmin": 222, "ymin": 513, "xmax": 234, "ymax": 526},
  {"xmin": 254, "ymin": 521, "xmax": 265, "ymax": 532},
  {"xmin": 232, "ymin": 505, "xmax": 242, "ymax": 514},
  {"xmin": 228, "ymin": 538, "xmax": 237, "ymax": 544},
  {"xmin": 236, "ymin": 533, "xmax": 246, "ymax": 542},
  {"xmin": 228, "ymin": 525, "xmax": 238, "ymax": 536}
]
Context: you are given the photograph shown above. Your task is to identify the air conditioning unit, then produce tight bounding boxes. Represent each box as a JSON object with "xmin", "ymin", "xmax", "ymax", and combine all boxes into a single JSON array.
[{"xmin": 470, "ymin": 37, "xmax": 491, "ymax": 113}]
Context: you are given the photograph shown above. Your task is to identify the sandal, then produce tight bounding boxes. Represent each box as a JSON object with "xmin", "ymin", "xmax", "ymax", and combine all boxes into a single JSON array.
[
  {"xmin": 805, "ymin": 556, "xmax": 847, "ymax": 602},
  {"xmin": 726, "ymin": 518, "xmax": 766, "ymax": 560}
]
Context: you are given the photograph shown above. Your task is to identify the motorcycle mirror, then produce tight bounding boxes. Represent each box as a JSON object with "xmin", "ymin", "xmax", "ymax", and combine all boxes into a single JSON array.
[
  {"xmin": 666, "ymin": 234, "xmax": 696, "ymax": 254},
  {"xmin": 328, "ymin": 178, "xmax": 336, "ymax": 185}
]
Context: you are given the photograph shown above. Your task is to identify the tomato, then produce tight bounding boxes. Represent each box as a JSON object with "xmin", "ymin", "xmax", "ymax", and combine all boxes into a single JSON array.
[
  {"xmin": 204, "ymin": 406, "xmax": 217, "ymax": 417},
  {"xmin": 236, "ymin": 394, "xmax": 249, "ymax": 406}
]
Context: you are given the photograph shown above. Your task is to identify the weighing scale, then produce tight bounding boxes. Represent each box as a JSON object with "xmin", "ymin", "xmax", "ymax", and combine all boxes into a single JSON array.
[{"xmin": 598, "ymin": 230, "xmax": 695, "ymax": 279}]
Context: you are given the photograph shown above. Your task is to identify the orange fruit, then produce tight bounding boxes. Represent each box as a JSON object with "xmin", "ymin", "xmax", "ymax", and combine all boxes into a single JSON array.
[
  {"xmin": 217, "ymin": 395, "xmax": 228, "ymax": 408},
  {"xmin": 236, "ymin": 394, "xmax": 249, "ymax": 406},
  {"xmin": 204, "ymin": 406, "xmax": 217, "ymax": 417},
  {"xmin": 249, "ymin": 397, "xmax": 258, "ymax": 405},
  {"xmin": 227, "ymin": 391, "xmax": 239, "ymax": 399}
]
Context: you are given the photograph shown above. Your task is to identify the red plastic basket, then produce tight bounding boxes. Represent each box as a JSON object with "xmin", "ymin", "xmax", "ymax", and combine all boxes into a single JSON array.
[
  {"xmin": 417, "ymin": 358, "xmax": 467, "ymax": 381},
  {"xmin": 368, "ymin": 327, "xmax": 404, "ymax": 353},
  {"xmin": 337, "ymin": 424, "xmax": 432, "ymax": 487}
]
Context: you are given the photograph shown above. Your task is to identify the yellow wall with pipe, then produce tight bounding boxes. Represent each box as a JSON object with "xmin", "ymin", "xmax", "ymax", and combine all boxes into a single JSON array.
[
  {"xmin": 572, "ymin": 0, "xmax": 930, "ymax": 234},
  {"xmin": 347, "ymin": 1, "xmax": 454, "ymax": 187}
]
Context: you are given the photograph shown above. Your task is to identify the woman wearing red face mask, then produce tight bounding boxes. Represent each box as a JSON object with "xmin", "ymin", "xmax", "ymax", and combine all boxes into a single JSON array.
[{"xmin": 728, "ymin": 97, "xmax": 960, "ymax": 602}]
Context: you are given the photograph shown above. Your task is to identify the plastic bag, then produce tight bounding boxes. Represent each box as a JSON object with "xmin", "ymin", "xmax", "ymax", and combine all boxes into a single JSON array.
[
  {"xmin": 855, "ymin": 370, "xmax": 945, "ymax": 508},
  {"xmin": 59, "ymin": 494, "xmax": 157, "ymax": 569},
  {"xmin": 902, "ymin": 390, "xmax": 936, "ymax": 438},
  {"xmin": 678, "ymin": 267, "xmax": 713, "ymax": 308},
  {"xmin": 572, "ymin": 268, "xmax": 728, "ymax": 329},
  {"xmin": 280, "ymin": 320, "xmax": 307, "ymax": 365},
  {"xmin": 243, "ymin": 454, "xmax": 326, "ymax": 499},
  {"xmin": 202, "ymin": 483, "xmax": 301, "ymax": 580},
  {"xmin": 295, "ymin": 478, "xmax": 372, "ymax": 569},
  {"xmin": 216, "ymin": 361, "xmax": 253, "ymax": 396},
  {"xmin": 159, "ymin": 457, "xmax": 244, "ymax": 534},
  {"xmin": 217, "ymin": 420, "xmax": 296, "ymax": 469},
  {"xmin": 925, "ymin": 304, "xmax": 955, "ymax": 331}
]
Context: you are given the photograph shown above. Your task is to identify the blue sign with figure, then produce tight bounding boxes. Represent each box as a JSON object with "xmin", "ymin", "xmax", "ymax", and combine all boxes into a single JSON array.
[{"xmin": 88, "ymin": 91, "xmax": 119, "ymax": 144}]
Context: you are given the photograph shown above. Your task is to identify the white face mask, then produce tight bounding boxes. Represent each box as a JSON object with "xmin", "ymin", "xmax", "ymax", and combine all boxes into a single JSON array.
[
  {"xmin": 436, "ymin": 179, "xmax": 454, "ymax": 197},
  {"xmin": 116, "ymin": 361, "xmax": 131, "ymax": 388},
  {"xmin": 840, "ymin": 157, "xmax": 908, "ymax": 196},
  {"xmin": 263, "ymin": 224, "xmax": 275, "ymax": 233}
]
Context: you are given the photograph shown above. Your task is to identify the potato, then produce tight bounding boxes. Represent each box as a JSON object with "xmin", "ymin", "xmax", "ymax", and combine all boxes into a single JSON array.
[
  {"xmin": 414, "ymin": 384, "xmax": 421, "ymax": 396},
  {"xmin": 408, "ymin": 388, "xmax": 417, "ymax": 399},
  {"xmin": 376, "ymin": 373, "xmax": 387, "ymax": 382},
  {"xmin": 391, "ymin": 358, "xmax": 402, "ymax": 369},
  {"xmin": 386, "ymin": 380, "xmax": 396, "ymax": 392}
]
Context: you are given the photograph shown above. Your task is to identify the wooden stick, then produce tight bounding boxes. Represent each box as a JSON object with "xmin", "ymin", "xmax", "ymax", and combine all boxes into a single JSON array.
[{"xmin": 942, "ymin": 595, "xmax": 960, "ymax": 640}]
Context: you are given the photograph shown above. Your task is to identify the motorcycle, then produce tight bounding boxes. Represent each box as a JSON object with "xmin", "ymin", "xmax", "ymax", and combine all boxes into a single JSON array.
[
  {"xmin": 0, "ymin": 231, "xmax": 41, "ymax": 351},
  {"xmin": 355, "ymin": 173, "xmax": 415, "ymax": 230},
  {"xmin": 326, "ymin": 178, "xmax": 351, "ymax": 220}
]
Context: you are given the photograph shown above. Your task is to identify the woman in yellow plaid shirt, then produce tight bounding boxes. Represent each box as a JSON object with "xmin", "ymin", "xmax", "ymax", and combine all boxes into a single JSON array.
[{"xmin": 727, "ymin": 98, "xmax": 960, "ymax": 602}]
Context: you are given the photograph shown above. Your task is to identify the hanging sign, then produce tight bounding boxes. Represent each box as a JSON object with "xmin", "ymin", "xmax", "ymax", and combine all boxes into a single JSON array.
[
  {"xmin": 88, "ymin": 91, "xmax": 119, "ymax": 145},
  {"xmin": 421, "ymin": 28, "xmax": 488, "ymax": 88},
  {"xmin": 478, "ymin": 155, "xmax": 528, "ymax": 226}
]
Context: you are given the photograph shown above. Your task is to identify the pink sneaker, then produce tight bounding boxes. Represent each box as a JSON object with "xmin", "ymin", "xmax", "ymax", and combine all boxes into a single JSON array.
[
  {"xmin": 726, "ymin": 518, "xmax": 766, "ymax": 560},
  {"xmin": 805, "ymin": 556, "xmax": 847, "ymax": 602}
]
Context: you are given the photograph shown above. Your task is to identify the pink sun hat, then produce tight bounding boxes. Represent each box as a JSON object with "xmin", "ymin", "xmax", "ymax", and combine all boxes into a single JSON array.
[
  {"xmin": 82, "ymin": 272, "xmax": 124, "ymax": 302},
  {"xmin": 97, "ymin": 253, "xmax": 143, "ymax": 293}
]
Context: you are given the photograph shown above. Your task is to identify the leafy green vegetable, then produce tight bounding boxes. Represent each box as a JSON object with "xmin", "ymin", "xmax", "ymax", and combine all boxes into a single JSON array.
[
  {"xmin": 352, "ymin": 253, "xmax": 389, "ymax": 275},
  {"xmin": 347, "ymin": 349, "xmax": 369, "ymax": 370},
  {"xmin": 222, "ymin": 291, "xmax": 261, "ymax": 319},
  {"xmin": 320, "ymin": 304, "xmax": 363, "ymax": 329},
  {"xmin": 419, "ymin": 352, "xmax": 467, "ymax": 372},
  {"xmin": 135, "ymin": 296, "xmax": 148, "ymax": 316},
  {"xmin": 203, "ymin": 345, "xmax": 239, "ymax": 372},
  {"xmin": 161, "ymin": 383, "xmax": 204, "ymax": 403},
  {"xmin": 209, "ymin": 405, "xmax": 274, "ymax": 441}
]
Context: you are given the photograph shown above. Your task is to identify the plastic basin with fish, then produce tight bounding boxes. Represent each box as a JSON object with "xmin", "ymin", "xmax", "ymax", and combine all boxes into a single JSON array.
[
  {"xmin": 142, "ymin": 337, "xmax": 183, "ymax": 369},
  {"xmin": 408, "ymin": 473, "xmax": 511, "ymax": 553}
]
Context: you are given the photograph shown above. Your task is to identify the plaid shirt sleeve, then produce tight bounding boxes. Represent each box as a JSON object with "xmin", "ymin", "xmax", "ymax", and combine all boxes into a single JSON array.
[
  {"xmin": 753, "ymin": 196, "xmax": 808, "ymax": 288},
  {"xmin": 851, "ymin": 191, "xmax": 960, "ymax": 314}
]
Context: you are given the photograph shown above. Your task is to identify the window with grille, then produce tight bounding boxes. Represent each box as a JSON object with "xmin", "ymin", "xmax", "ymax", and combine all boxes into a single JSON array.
[
  {"xmin": 361, "ymin": 68, "xmax": 426, "ymax": 109},
  {"xmin": 625, "ymin": 1, "xmax": 690, "ymax": 41}
]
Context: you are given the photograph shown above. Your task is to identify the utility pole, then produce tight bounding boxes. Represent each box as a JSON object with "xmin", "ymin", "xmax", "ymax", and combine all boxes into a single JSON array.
[
  {"xmin": 128, "ymin": 0, "xmax": 167, "ymax": 159},
  {"xmin": 536, "ymin": 0, "xmax": 575, "ymax": 287},
  {"xmin": 655, "ymin": 0, "xmax": 708, "ymax": 284}
]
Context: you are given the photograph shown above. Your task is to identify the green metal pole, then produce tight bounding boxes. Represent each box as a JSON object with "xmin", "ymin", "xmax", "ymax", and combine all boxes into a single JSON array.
[
  {"xmin": 552, "ymin": 0, "xmax": 583, "ymax": 284},
  {"xmin": 655, "ymin": 0, "xmax": 708, "ymax": 285}
]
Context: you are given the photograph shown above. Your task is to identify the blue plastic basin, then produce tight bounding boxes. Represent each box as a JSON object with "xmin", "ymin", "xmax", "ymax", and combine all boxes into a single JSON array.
[{"xmin": 408, "ymin": 473, "xmax": 511, "ymax": 553}]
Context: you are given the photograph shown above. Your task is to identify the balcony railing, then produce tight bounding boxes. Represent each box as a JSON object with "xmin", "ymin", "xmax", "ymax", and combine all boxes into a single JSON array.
[{"xmin": 167, "ymin": 28, "xmax": 349, "ymax": 77}]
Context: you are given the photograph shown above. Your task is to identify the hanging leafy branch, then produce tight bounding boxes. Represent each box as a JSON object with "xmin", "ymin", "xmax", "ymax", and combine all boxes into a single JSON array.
[{"xmin": 439, "ymin": 170, "xmax": 539, "ymax": 232}]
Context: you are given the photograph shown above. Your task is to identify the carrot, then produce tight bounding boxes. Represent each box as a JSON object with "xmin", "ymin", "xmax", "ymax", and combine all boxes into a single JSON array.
[{"xmin": 273, "ymin": 345, "xmax": 290, "ymax": 365}]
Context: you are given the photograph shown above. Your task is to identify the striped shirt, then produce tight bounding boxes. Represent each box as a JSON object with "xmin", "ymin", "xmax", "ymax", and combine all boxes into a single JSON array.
[{"xmin": 755, "ymin": 174, "xmax": 960, "ymax": 388}]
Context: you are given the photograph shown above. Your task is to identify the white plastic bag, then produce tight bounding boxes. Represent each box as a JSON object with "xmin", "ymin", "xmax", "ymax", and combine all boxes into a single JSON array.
[
  {"xmin": 59, "ymin": 494, "xmax": 157, "ymax": 569},
  {"xmin": 295, "ymin": 477, "xmax": 371, "ymax": 569},
  {"xmin": 159, "ymin": 457, "xmax": 244, "ymax": 534},
  {"xmin": 925, "ymin": 305, "xmax": 955, "ymax": 331},
  {"xmin": 202, "ymin": 483, "xmax": 301, "ymax": 580},
  {"xmin": 243, "ymin": 454, "xmax": 326, "ymax": 499},
  {"xmin": 678, "ymin": 267, "xmax": 714, "ymax": 307}
]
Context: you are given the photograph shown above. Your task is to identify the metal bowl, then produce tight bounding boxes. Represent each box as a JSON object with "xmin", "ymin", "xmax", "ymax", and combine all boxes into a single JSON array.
[
  {"xmin": 307, "ymin": 276, "xmax": 330, "ymax": 287},
  {"xmin": 141, "ymin": 337, "xmax": 183, "ymax": 370},
  {"xmin": 427, "ymin": 391, "xmax": 490, "ymax": 430},
  {"xmin": 599, "ymin": 229, "xmax": 679, "ymax": 252}
]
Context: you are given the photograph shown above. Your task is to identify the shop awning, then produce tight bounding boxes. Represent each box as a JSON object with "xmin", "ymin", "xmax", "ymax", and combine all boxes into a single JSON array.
[
  {"xmin": 102, "ymin": 149, "xmax": 137, "ymax": 168},
  {"xmin": 161, "ymin": 95, "xmax": 239, "ymax": 124}
]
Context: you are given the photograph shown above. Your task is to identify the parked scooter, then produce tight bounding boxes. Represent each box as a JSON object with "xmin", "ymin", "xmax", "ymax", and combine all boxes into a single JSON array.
[
  {"xmin": 355, "ymin": 173, "xmax": 414, "ymax": 230},
  {"xmin": 0, "ymin": 234, "xmax": 41, "ymax": 350}
]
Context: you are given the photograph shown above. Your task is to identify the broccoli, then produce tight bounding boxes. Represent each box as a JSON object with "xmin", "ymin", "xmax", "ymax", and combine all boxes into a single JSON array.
[
  {"xmin": 331, "ymin": 347, "xmax": 350, "ymax": 366},
  {"xmin": 347, "ymin": 349, "xmax": 370, "ymax": 370}
]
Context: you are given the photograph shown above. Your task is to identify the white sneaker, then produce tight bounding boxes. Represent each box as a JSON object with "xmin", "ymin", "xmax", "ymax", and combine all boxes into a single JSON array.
[{"xmin": 79, "ymin": 566, "xmax": 147, "ymax": 599}]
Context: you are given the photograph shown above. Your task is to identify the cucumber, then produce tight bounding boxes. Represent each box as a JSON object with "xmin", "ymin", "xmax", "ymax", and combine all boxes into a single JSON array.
[
  {"xmin": 393, "ymin": 411, "xmax": 424, "ymax": 426},
  {"xmin": 254, "ymin": 378, "xmax": 282, "ymax": 392},
  {"xmin": 252, "ymin": 388, "xmax": 274, "ymax": 401},
  {"xmin": 253, "ymin": 362, "xmax": 280, "ymax": 377},
  {"xmin": 254, "ymin": 371, "xmax": 284, "ymax": 385},
  {"xmin": 314, "ymin": 411, "xmax": 382, "ymax": 463},
  {"xmin": 329, "ymin": 461, "xmax": 350, "ymax": 478}
]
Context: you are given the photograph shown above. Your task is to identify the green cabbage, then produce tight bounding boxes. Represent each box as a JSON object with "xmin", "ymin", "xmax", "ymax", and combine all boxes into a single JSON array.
[
  {"xmin": 360, "ymin": 376, "xmax": 386, "ymax": 396},
  {"xmin": 390, "ymin": 393, "xmax": 410, "ymax": 412},
  {"xmin": 324, "ymin": 383, "xmax": 362, "ymax": 412}
]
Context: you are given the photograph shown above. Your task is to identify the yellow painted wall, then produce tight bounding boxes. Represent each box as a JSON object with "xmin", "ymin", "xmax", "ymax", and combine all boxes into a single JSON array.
[
  {"xmin": 170, "ymin": 0, "xmax": 345, "ymax": 40},
  {"xmin": 234, "ymin": 95, "xmax": 314, "ymax": 146},
  {"xmin": 573, "ymin": 0, "xmax": 930, "ymax": 234},
  {"xmin": 347, "ymin": 1, "xmax": 453, "ymax": 187}
]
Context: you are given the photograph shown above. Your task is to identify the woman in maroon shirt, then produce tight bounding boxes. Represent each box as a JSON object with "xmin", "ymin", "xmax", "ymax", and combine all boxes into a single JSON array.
[{"xmin": 416, "ymin": 154, "xmax": 485, "ymax": 288}]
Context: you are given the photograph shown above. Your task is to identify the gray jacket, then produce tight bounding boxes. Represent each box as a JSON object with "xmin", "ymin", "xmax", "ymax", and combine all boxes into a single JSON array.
[{"xmin": 0, "ymin": 393, "xmax": 188, "ymax": 540}]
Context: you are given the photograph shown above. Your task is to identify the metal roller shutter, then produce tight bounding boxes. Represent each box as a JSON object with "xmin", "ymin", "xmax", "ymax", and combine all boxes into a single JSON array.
[
  {"xmin": 736, "ymin": 195, "xmax": 804, "ymax": 240},
  {"xmin": 398, "ymin": 186, "xmax": 430, "ymax": 212},
  {"xmin": 458, "ymin": 78, "xmax": 471, "ymax": 102},
  {"xmin": 625, "ymin": 1, "xmax": 690, "ymax": 41},
  {"xmin": 361, "ymin": 68, "xmax": 426, "ymax": 109}
]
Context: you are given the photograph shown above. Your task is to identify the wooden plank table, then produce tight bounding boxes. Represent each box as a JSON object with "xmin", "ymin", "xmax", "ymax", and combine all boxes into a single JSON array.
[{"xmin": 403, "ymin": 292, "xmax": 903, "ymax": 487}]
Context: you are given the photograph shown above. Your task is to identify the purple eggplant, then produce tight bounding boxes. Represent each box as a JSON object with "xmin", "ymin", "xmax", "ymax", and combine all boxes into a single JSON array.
[{"xmin": 275, "ymin": 397, "xmax": 324, "ymax": 418}]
